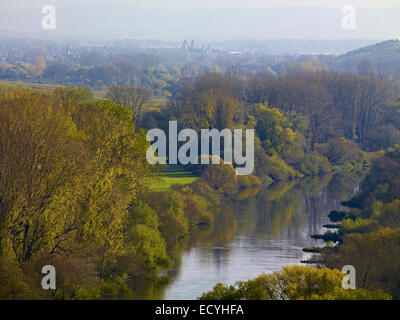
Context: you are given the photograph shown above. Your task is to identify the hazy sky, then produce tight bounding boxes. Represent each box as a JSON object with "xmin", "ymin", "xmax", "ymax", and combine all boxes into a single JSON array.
[
  {"xmin": 1, "ymin": 0, "xmax": 398, "ymax": 40},
  {"xmin": 2, "ymin": 0, "xmax": 400, "ymax": 11}
]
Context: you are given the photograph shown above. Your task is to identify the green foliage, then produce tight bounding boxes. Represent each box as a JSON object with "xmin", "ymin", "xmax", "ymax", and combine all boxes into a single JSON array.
[
  {"xmin": 41, "ymin": 255, "xmax": 101, "ymax": 300},
  {"xmin": 255, "ymin": 151, "xmax": 296, "ymax": 181},
  {"xmin": 200, "ymin": 265, "xmax": 390, "ymax": 300},
  {"xmin": 189, "ymin": 179, "xmax": 221, "ymax": 205},
  {"xmin": 127, "ymin": 202, "xmax": 171, "ymax": 274},
  {"xmin": 1, "ymin": 50, "xmax": 399, "ymax": 300},
  {"xmin": 325, "ymin": 144, "xmax": 400, "ymax": 299},
  {"xmin": 53, "ymin": 86, "xmax": 94, "ymax": 103},
  {"xmin": 100, "ymin": 276, "xmax": 133, "ymax": 300},
  {"xmin": 201, "ymin": 162, "xmax": 238, "ymax": 195},
  {"xmin": 237, "ymin": 175, "xmax": 261, "ymax": 188},
  {"xmin": 200, "ymin": 282, "xmax": 242, "ymax": 300},
  {"xmin": 237, "ymin": 175, "xmax": 253, "ymax": 188},
  {"xmin": 147, "ymin": 167, "xmax": 198, "ymax": 192},
  {"xmin": 340, "ymin": 218, "xmax": 380, "ymax": 234},
  {"xmin": 146, "ymin": 191, "xmax": 189, "ymax": 249},
  {"xmin": 297, "ymin": 152, "xmax": 332, "ymax": 176},
  {"xmin": 0, "ymin": 256, "xmax": 39, "ymax": 299},
  {"xmin": 169, "ymin": 73, "xmax": 240, "ymax": 130},
  {"xmin": 255, "ymin": 103, "xmax": 297, "ymax": 157},
  {"xmin": 344, "ymin": 145, "xmax": 400, "ymax": 209},
  {"xmin": 378, "ymin": 200, "xmax": 400, "ymax": 228},
  {"xmin": 0, "ymin": 89, "xmax": 158, "ymax": 298},
  {"xmin": 179, "ymin": 187, "xmax": 214, "ymax": 226},
  {"xmin": 319, "ymin": 288, "xmax": 391, "ymax": 300},
  {"xmin": 321, "ymin": 228, "xmax": 400, "ymax": 299}
]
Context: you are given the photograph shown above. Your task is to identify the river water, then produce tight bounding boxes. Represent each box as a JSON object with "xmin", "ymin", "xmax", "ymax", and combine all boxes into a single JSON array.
[{"xmin": 131, "ymin": 173, "xmax": 363, "ymax": 300}]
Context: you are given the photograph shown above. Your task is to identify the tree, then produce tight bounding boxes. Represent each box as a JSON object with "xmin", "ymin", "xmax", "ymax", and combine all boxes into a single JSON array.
[
  {"xmin": 318, "ymin": 137, "xmax": 361, "ymax": 166},
  {"xmin": 0, "ymin": 89, "xmax": 87, "ymax": 262},
  {"xmin": 355, "ymin": 76, "xmax": 394, "ymax": 144},
  {"xmin": 0, "ymin": 89, "xmax": 153, "ymax": 296},
  {"xmin": 169, "ymin": 73, "xmax": 240, "ymax": 131},
  {"xmin": 53, "ymin": 86, "xmax": 93, "ymax": 103},
  {"xmin": 201, "ymin": 160, "xmax": 238, "ymax": 196},
  {"xmin": 255, "ymin": 103, "xmax": 297, "ymax": 157},
  {"xmin": 320, "ymin": 228, "xmax": 400, "ymax": 298},
  {"xmin": 200, "ymin": 265, "xmax": 390, "ymax": 300},
  {"xmin": 364, "ymin": 125, "xmax": 400, "ymax": 152},
  {"xmin": 106, "ymin": 84, "xmax": 153, "ymax": 125},
  {"xmin": 244, "ymin": 72, "xmax": 276, "ymax": 105}
]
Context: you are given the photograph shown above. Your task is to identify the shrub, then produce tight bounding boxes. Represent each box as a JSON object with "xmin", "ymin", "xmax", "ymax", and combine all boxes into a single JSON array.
[
  {"xmin": 200, "ymin": 265, "xmax": 391, "ymax": 300},
  {"xmin": 297, "ymin": 152, "xmax": 332, "ymax": 176},
  {"xmin": 318, "ymin": 137, "xmax": 362, "ymax": 166},
  {"xmin": 341, "ymin": 218, "xmax": 380, "ymax": 234}
]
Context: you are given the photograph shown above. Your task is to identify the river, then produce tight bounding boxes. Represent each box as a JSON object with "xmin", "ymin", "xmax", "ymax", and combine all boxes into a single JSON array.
[{"xmin": 130, "ymin": 172, "xmax": 363, "ymax": 300}]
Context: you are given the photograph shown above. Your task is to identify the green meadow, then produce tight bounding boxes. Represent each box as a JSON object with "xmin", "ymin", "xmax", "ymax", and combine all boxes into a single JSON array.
[
  {"xmin": 0, "ymin": 81, "xmax": 168, "ymax": 107},
  {"xmin": 147, "ymin": 166, "xmax": 199, "ymax": 191},
  {"xmin": 0, "ymin": 80, "xmax": 62, "ymax": 93}
]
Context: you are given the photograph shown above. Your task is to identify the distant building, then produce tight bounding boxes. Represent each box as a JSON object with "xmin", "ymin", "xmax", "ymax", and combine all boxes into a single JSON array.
[
  {"xmin": 182, "ymin": 40, "xmax": 189, "ymax": 52},
  {"xmin": 181, "ymin": 40, "xmax": 211, "ymax": 55},
  {"xmin": 66, "ymin": 45, "xmax": 72, "ymax": 57}
]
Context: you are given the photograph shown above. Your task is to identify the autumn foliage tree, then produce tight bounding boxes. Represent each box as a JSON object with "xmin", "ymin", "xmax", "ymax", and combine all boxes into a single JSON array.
[{"xmin": 106, "ymin": 84, "xmax": 153, "ymax": 125}]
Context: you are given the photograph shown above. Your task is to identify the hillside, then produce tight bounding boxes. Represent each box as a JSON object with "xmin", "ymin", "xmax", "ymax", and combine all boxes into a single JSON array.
[{"xmin": 335, "ymin": 39, "xmax": 400, "ymax": 77}]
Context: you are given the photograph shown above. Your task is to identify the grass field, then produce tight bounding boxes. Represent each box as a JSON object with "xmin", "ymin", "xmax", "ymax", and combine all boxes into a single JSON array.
[
  {"xmin": 0, "ymin": 80, "xmax": 106, "ymax": 100},
  {"xmin": 0, "ymin": 80, "xmax": 62, "ymax": 93},
  {"xmin": 147, "ymin": 165, "xmax": 199, "ymax": 192},
  {"xmin": 94, "ymin": 89, "xmax": 168, "ymax": 107},
  {"xmin": 0, "ymin": 81, "xmax": 168, "ymax": 107}
]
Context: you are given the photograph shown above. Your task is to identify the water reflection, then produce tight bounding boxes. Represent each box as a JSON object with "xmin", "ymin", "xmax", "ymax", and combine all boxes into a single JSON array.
[{"xmin": 130, "ymin": 172, "xmax": 364, "ymax": 300}]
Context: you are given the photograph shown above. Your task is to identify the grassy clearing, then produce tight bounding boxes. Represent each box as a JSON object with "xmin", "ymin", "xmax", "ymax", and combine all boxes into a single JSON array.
[
  {"xmin": 149, "ymin": 96, "xmax": 169, "ymax": 108},
  {"xmin": 0, "ymin": 81, "xmax": 106, "ymax": 99},
  {"xmin": 0, "ymin": 81, "xmax": 62, "ymax": 93},
  {"xmin": 147, "ymin": 166, "xmax": 199, "ymax": 192},
  {"xmin": 94, "ymin": 89, "xmax": 168, "ymax": 108},
  {"xmin": 0, "ymin": 81, "xmax": 168, "ymax": 107}
]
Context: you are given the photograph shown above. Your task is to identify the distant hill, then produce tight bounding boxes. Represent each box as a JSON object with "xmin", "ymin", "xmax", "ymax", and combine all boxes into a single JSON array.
[
  {"xmin": 339, "ymin": 39, "xmax": 400, "ymax": 62},
  {"xmin": 335, "ymin": 40, "xmax": 400, "ymax": 78}
]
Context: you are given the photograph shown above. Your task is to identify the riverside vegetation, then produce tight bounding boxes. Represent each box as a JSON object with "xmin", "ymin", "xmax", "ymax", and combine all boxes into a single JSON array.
[{"xmin": 1, "ymin": 49, "xmax": 400, "ymax": 299}]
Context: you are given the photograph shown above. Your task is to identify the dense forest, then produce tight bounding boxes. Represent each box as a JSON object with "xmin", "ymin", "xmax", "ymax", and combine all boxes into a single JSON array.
[{"xmin": 1, "ymin": 39, "xmax": 400, "ymax": 300}]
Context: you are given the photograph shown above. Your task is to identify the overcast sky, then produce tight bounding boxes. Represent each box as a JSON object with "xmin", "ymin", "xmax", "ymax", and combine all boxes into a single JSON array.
[{"xmin": 2, "ymin": 0, "xmax": 400, "ymax": 11}]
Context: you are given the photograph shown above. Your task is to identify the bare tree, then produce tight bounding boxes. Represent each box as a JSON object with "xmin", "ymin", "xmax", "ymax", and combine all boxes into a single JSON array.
[{"xmin": 106, "ymin": 84, "xmax": 153, "ymax": 125}]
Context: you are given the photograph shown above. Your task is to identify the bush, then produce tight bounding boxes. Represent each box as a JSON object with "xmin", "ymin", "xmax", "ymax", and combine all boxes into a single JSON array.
[
  {"xmin": 200, "ymin": 265, "xmax": 391, "ymax": 300},
  {"xmin": 146, "ymin": 191, "xmax": 189, "ymax": 249},
  {"xmin": 190, "ymin": 179, "xmax": 221, "ymax": 205},
  {"xmin": 237, "ymin": 175, "xmax": 253, "ymax": 188},
  {"xmin": 318, "ymin": 137, "xmax": 362, "ymax": 166},
  {"xmin": 255, "ymin": 152, "xmax": 296, "ymax": 181},
  {"xmin": 180, "ymin": 187, "xmax": 214, "ymax": 226},
  {"xmin": 340, "ymin": 218, "xmax": 380, "ymax": 234},
  {"xmin": 201, "ymin": 162, "xmax": 237, "ymax": 195},
  {"xmin": 297, "ymin": 152, "xmax": 332, "ymax": 176},
  {"xmin": 248, "ymin": 175, "xmax": 262, "ymax": 185}
]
